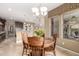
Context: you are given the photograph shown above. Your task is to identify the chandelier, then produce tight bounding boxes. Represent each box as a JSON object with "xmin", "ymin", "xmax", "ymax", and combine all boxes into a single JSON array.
[
  {"xmin": 32, "ymin": 6, "xmax": 48, "ymax": 29},
  {"xmin": 32, "ymin": 7, "xmax": 48, "ymax": 16}
]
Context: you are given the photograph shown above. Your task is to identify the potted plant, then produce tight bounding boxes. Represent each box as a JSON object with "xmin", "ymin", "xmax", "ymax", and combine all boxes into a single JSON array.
[{"xmin": 34, "ymin": 28, "xmax": 45, "ymax": 37}]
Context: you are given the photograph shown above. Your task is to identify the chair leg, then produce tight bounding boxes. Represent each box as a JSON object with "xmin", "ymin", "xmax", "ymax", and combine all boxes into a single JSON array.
[
  {"xmin": 26, "ymin": 48, "xmax": 28, "ymax": 55},
  {"xmin": 40, "ymin": 49, "xmax": 43, "ymax": 56},
  {"xmin": 22, "ymin": 47, "xmax": 24, "ymax": 56},
  {"xmin": 42, "ymin": 49, "xmax": 45, "ymax": 56},
  {"xmin": 53, "ymin": 50, "xmax": 56, "ymax": 56}
]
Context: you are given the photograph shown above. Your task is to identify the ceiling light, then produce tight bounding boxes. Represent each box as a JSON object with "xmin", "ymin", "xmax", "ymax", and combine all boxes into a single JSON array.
[
  {"xmin": 35, "ymin": 12, "xmax": 40, "ymax": 16},
  {"xmin": 41, "ymin": 11, "xmax": 47, "ymax": 16},
  {"xmin": 32, "ymin": 6, "xmax": 48, "ymax": 28},
  {"xmin": 40, "ymin": 7, "xmax": 47, "ymax": 12},
  {"xmin": 32, "ymin": 7, "xmax": 48, "ymax": 16},
  {"xmin": 32, "ymin": 7, "xmax": 39, "ymax": 13},
  {"xmin": 8, "ymin": 8, "xmax": 12, "ymax": 11}
]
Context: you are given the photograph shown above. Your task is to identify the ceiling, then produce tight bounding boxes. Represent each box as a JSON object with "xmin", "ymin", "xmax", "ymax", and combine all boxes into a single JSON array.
[{"xmin": 0, "ymin": 3, "xmax": 63, "ymax": 23}]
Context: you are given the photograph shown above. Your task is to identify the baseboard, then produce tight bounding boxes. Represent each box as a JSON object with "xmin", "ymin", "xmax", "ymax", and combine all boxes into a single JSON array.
[{"xmin": 56, "ymin": 45, "xmax": 79, "ymax": 56}]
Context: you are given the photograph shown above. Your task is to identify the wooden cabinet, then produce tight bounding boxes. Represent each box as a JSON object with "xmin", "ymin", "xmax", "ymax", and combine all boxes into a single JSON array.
[
  {"xmin": 0, "ymin": 18, "xmax": 6, "ymax": 42},
  {"xmin": 0, "ymin": 18, "xmax": 6, "ymax": 31},
  {"xmin": 0, "ymin": 31, "xmax": 5, "ymax": 42}
]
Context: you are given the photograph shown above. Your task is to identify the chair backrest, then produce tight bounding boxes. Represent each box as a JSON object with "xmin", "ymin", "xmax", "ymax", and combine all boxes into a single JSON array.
[
  {"xmin": 52, "ymin": 34, "xmax": 57, "ymax": 50},
  {"xmin": 28, "ymin": 36, "xmax": 44, "ymax": 47},
  {"xmin": 21, "ymin": 32, "xmax": 28, "ymax": 44}
]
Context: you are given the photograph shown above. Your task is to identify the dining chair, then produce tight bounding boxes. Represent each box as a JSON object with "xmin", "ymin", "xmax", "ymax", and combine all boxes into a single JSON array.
[
  {"xmin": 21, "ymin": 32, "xmax": 31, "ymax": 56},
  {"xmin": 52, "ymin": 34, "xmax": 57, "ymax": 56},
  {"xmin": 28, "ymin": 36, "xmax": 44, "ymax": 56},
  {"xmin": 44, "ymin": 34, "xmax": 57, "ymax": 56}
]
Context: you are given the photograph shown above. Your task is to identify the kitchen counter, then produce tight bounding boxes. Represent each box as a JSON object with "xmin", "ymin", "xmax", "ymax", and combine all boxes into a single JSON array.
[
  {"xmin": 0, "ymin": 31, "xmax": 5, "ymax": 34},
  {"xmin": 0, "ymin": 31, "xmax": 6, "ymax": 42}
]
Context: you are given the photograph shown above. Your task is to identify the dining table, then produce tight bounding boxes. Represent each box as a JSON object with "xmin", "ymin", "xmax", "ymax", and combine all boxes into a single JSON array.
[
  {"xmin": 28, "ymin": 36, "xmax": 54, "ymax": 48},
  {"xmin": 27, "ymin": 36, "xmax": 55, "ymax": 56}
]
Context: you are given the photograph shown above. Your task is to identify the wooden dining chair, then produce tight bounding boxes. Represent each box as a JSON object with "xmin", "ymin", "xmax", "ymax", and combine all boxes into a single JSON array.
[
  {"xmin": 44, "ymin": 34, "xmax": 57, "ymax": 56},
  {"xmin": 28, "ymin": 36, "xmax": 44, "ymax": 56},
  {"xmin": 52, "ymin": 34, "xmax": 57, "ymax": 56},
  {"xmin": 21, "ymin": 32, "xmax": 30, "ymax": 56}
]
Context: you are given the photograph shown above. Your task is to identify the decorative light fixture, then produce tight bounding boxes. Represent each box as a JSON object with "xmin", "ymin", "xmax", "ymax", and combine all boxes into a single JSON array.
[
  {"xmin": 32, "ymin": 6, "xmax": 48, "ymax": 28},
  {"xmin": 32, "ymin": 7, "xmax": 48, "ymax": 16}
]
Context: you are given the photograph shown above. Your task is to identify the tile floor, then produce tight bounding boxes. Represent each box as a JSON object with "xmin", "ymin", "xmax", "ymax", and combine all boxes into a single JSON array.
[{"xmin": 0, "ymin": 37, "xmax": 79, "ymax": 56}]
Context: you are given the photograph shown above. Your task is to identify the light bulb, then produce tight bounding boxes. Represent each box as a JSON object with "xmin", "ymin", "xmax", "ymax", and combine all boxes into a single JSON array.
[
  {"xmin": 41, "ymin": 11, "xmax": 47, "ymax": 16},
  {"xmin": 40, "ymin": 7, "xmax": 47, "ymax": 12},
  {"xmin": 32, "ymin": 7, "xmax": 39, "ymax": 13},
  {"xmin": 35, "ymin": 12, "xmax": 39, "ymax": 16},
  {"xmin": 8, "ymin": 8, "xmax": 12, "ymax": 11},
  {"xmin": 32, "ymin": 7, "xmax": 48, "ymax": 16}
]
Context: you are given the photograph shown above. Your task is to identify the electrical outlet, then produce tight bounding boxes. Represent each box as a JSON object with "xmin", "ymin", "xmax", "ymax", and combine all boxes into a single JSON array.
[{"xmin": 62, "ymin": 42, "xmax": 64, "ymax": 45}]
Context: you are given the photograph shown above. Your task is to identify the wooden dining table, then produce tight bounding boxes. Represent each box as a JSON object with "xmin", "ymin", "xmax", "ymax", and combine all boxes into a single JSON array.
[
  {"xmin": 28, "ymin": 37, "xmax": 54, "ymax": 55},
  {"xmin": 28, "ymin": 37, "xmax": 54, "ymax": 48}
]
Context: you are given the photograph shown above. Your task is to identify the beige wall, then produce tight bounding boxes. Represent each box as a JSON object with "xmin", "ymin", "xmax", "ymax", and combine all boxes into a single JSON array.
[{"xmin": 44, "ymin": 16, "xmax": 51, "ymax": 37}]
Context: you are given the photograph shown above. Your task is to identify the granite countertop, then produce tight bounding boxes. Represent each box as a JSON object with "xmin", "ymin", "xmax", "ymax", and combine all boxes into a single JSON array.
[{"xmin": 0, "ymin": 31, "xmax": 5, "ymax": 34}]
